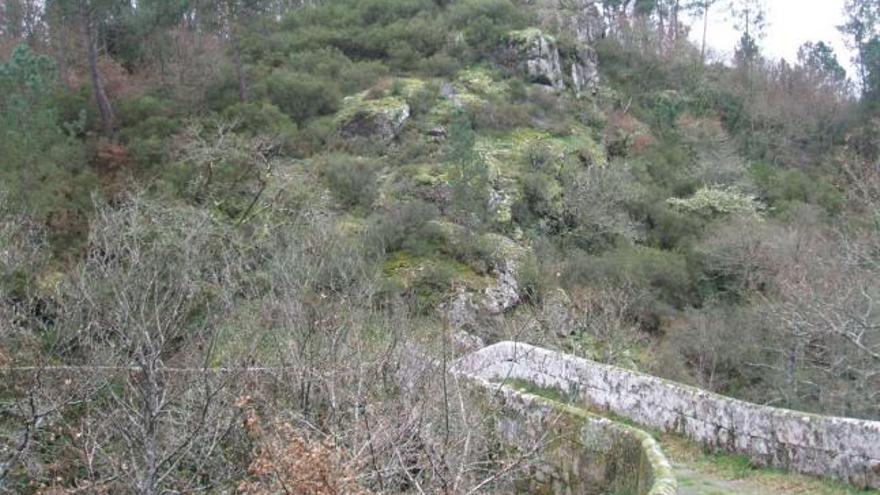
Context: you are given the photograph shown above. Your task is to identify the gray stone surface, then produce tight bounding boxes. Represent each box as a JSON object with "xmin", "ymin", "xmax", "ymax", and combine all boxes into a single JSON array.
[
  {"xmin": 454, "ymin": 363, "xmax": 677, "ymax": 495},
  {"xmin": 454, "ymin": 342, "xmax": 880, "ymax": 490},
  {"xmin": 506, "ymin": 29, "xmax": 566, "ymax": 89},
  {"xmin": 504, "ymin": 27, "xmax": 600, "ymax": 96},
  {"xmin": 569, "ymin": 52, "xmax": 598, "ymax": 95},
  {"xmin": 529, "ymin": 0, "xmax": 603, "ymax": 94},
  {"xmin": 337, "ymin": 98, "xmax": 410, "ymax": 142}
]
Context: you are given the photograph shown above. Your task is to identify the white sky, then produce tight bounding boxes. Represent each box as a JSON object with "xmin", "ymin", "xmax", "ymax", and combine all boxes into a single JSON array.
[{"xmin": 690, "ymin": 0, "xmax": 857, "ymax": 78}]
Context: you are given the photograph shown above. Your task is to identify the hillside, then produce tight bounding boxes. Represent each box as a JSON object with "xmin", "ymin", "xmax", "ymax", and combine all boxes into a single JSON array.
[{"xmin": 0, "ymin": 0, "xmax": 878, "ymax": 493}]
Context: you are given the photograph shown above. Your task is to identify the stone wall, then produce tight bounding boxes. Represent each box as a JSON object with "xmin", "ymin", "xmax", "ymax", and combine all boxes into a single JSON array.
[
  {"xmin": 457, "ymin": 371, "xmax": 677, "ymax": 495},
  {"xmin": 453, "ymin": 342, "xmax": 880, "ymax": 489}
]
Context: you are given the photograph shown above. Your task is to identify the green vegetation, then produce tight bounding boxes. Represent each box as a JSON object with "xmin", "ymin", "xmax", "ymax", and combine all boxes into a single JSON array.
[
  {"xmin": 0, "ymin": 0, "xmax": 878, "ymax": 492},
  {"xmin": 499, "ymin": 377, "xmax": 574, "ymax": 404}
]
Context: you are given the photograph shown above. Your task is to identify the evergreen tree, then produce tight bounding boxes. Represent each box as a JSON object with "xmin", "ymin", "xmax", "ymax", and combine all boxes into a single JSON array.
[
  {"xmin": 0, "ymin": 45, "xmax": 88, "ymax": 216},
  {"xmin": 841, "ymin": 0, "xmax": 880, "ymax": 109},
  {"xmin": 797, "ymin": 41, "xmax": 850, "ymax": 93},
  {"xmin": 445, "ymin": 111, "xmax": 490, "ymax": 231},
  {"xmin": 729, "ymin": 0, "xmax": 766, "ymax": 68}
]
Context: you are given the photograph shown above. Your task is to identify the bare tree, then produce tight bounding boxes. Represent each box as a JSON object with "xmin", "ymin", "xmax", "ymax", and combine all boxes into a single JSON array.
[
  {"xmin": 49, "ymin": 197, "xmax": 249, "ymax": 493},
  {"xmin": 691, "ymin": 207, "xmax": 879, "ymax": 418}
]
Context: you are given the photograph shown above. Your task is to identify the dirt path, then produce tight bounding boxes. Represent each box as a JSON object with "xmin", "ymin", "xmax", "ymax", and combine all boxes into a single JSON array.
[{"xmin": 673, "ymin": 463, "xmax": 764, "ymax": 495}]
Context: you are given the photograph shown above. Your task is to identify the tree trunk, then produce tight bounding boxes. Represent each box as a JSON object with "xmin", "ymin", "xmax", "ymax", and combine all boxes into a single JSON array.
[
  {"xmin": 701, "ymin": 0, "xmax": 709, "ymax": 60},
  {"xmin": 83, "ymin": 7, "xmax": 114, "ymax": 136},
  {"xmin": 139, "ymin": 362, "xmax": 160, "ymax": 495},
  {"xmin": 657, "ymin": 6, "xmax": 665, "ymax": 56},
  {"xmin": 56, "ymin": 20, "xmax": 72, "ymax": 90},
  {"xmin": 671, "ymin": 0, "xmax": 680, "ymax": 46},
  {"xmin": 232, "ymin": 35, "xmax": 248, "ymax": 103}
]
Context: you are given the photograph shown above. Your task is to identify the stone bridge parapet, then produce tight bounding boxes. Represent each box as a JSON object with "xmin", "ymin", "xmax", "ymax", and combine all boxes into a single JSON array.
[{"xmin": 452, "ymin": 341, "xmax": 880, "ymax": 490}]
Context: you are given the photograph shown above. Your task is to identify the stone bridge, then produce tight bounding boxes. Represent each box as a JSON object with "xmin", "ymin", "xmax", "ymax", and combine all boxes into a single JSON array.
[{"xmin": 452, "ymin": 341, "xmax": 880, "ymax": 493}]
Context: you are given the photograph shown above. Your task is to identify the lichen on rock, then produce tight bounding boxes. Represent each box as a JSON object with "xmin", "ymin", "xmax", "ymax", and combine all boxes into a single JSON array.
[
  {"xmin": 336, "ymin": 93, "xmax": 411, "ymax": 143},
  {"xmin": 506, "ymin": 28, "xmax": 566, "ymax": 89}
]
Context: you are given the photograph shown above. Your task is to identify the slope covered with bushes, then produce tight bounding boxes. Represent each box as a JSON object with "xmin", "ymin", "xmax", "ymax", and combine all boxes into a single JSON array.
[{"xmin": 0, "ymin": 0, "xmax": 878, "ymax": 492}]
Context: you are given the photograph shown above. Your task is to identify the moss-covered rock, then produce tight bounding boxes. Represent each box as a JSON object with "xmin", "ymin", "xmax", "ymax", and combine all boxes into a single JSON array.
[
  {"xmin": 336, "ymin": 92, "xmax": 411, "ymax": 142},
  {"xmin": 505, "ymin": 29, "xmax": 565, "ymax": 89},
  {"xmin": 335, "ymin": 79, "xmax": 425, "ymax": 142},
  {"xmin": 528, "ymin": 0, "xmax": 603, "ymax": 94}
]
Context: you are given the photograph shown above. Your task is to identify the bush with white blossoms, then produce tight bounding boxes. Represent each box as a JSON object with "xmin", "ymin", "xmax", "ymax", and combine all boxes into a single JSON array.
[{"xmin": 667, "ymin": 186, "xmax": 764, "ymax": 218}]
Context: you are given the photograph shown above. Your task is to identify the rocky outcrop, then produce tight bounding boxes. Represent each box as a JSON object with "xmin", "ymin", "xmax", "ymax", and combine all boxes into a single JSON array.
[
  {"xmin": 431, "ymin": 223, "xmax": 530, "ymax": 328},
  {"xmin": 567, "ymin": 46, "xmax": 599, "ymax": 95},
  {"xmin": 508, "ymin": 0, "xmax": 604, "ymax": 95},
  {"xmin": 506, "ymin": 29, "xmax": 565, "ymax": 89},
  {"xmin": 480, "ymin": 233, "xmax": 528, "ymax": 315},
  {"xmin": 504, "ymin": 27, "xmax": 600, "ymax": 96},
  {"xmin": 337, "ymin": 96, "xmax": 410, "ymax": 142}
]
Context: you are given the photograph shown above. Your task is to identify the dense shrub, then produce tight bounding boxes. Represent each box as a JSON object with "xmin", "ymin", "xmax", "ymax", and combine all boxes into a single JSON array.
[
  {"xmin": 444, "ymin": 0, "xmax": 531, "ymax": 55},
  {"xmin": 751, "ymin": 163, "xmax": 844, "ymax": 215},
  {"xmin": 263, "ymin": 71, "xmax": 342, "ymax": 123},
  {"xmin": 294, "ymin": 116, "xmax": 337, "ymax": 156},
  {"xmin": 116, "ymin": 94, "xmax": 176, "ymax": 128},
  {"xmin": 224, "ymin": 102, "xmax": 298, "ymax": 151},
  {"xmin": 639, "ymin": 202, "xmax": 704, "ymax": 250},
  {"xmin": 470, "ymin": 97, "xmax": 533, "ymax": 130},
  {"xmin": 419, "ymin": 52, "xmax": 461, "ymax": 77},
  {"xmin": 203, "ymin": 70, "xmax": 244, "ymax": 112},
  {"xmin": 364, "ymin": 200, "xmax": 440, "ymax": 255},
  {"xmin": 563, "ymin": 247, "xmax": 695, "ymax": 310},
  {"xmin": 287, "ymin": 48, "xmax": 388, "ymax": 94},
  {"xmin": 319, "ymin": 154, "xmax": 381, "ymax": 210}
]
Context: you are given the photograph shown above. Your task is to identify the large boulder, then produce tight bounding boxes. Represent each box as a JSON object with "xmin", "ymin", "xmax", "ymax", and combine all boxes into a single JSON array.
[
  {"xmin": 337, "ymin": 96, "xmax": 410, "ymax": 143},
  {"xmin": 505, "ymin": 29, "xmax": 565, "ymax": 89}
]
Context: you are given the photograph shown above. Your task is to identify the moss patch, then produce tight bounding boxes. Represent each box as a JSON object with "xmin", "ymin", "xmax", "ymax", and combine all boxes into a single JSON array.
[
  {"xmin": 427, "ymin": 67, "xmax": 510, "ymax": 125},
  {"xmin": 382, "ymin": 251, "xmax": 491, "ymax": 290},
  {"xmin": 475, "ymin": 123, "xmax": 606, "ymax": 179},
  {"xmin": 335, "ymin": 94, "xmax": 409, "ymax": 126},
  {"xmin": 500, "ymin": 377, "xmax": 573, "ymax": 403},
  {"xmin": 508, "ymin": 27, "xmax": 553, "ymax": 44}
]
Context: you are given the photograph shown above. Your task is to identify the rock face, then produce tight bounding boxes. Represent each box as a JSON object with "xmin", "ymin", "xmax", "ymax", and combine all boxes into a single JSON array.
[
  {"xmin": 480, "ymin": 233, "xmax": 528, "ymax": 315},
  {"xmin": 337, "ymin": 96, "xmax": 410, "ymax": 142},
  {"xmin": 482, "ymin": 259, "xmax": 520, "ymax": 314},
  {"xmin": 507, "ymin": 0, "xmax": 604, "ymax": 95},
  {"xmin": 431, "ymin": 223, "xmax": 530, "ymax": 329},
  {"xmin": 505, "ymin": 27, "xmax": 600, "ymax": 96},
  {"xmin": 567, "ymin": 47, "xmax": 599, "ymax": 95},
  {"xmin": 545, "ymin": 0, "xmax": 603, "ymax": 94},
  {"xmin": 506, "ymin": 29, "xmax": 565, "ymax": 89}
]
